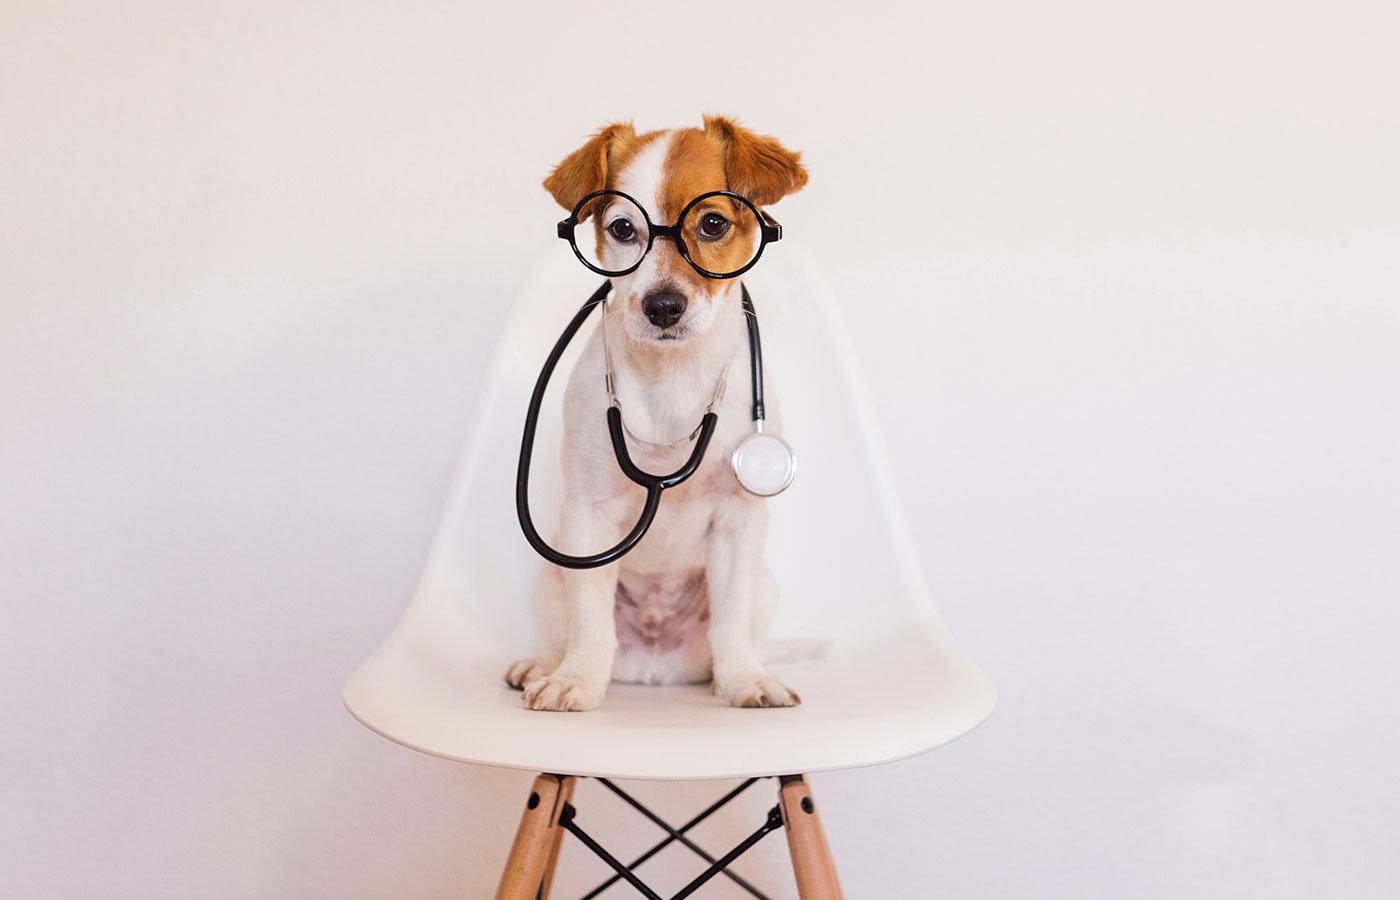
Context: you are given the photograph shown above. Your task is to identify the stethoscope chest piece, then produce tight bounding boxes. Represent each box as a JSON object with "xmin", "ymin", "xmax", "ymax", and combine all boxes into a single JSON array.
[{"xmin": 732, "ymin": 431, "xmax": 796, "ymax": 497}]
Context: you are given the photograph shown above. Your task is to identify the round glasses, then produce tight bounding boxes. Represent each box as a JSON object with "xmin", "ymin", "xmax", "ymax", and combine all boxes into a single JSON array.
[{"xmin": 557, "ymin": 189, "xmax": 783, "ymax": 279}]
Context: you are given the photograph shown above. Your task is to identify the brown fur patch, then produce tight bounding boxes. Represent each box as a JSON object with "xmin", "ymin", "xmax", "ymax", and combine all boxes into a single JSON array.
[
  {"xmin": 542, "ymin": 122, "xmax": 639, "ymax": 213},
  {"xmin": 659, "ymin": 129, "xmax": 729, "ymax": 221},
  {"xmin": 659, "ymin": 121, "xmax": 806, "ymax": 282},
  {"xmin": 702, "ymin": 115, "xmax": 808, "ymax": 206},
  {"xmin": 654, "ymin": 129, "xmax": 733, "ymax": 291}
]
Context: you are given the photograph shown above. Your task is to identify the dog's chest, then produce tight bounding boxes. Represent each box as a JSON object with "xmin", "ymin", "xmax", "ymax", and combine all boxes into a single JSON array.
[
  {"xmin": 614, "ymin": 571, "xmax": 707, "ymax": 649},
  {"xmin": 612, "ymin": 569, "xmax": 713, "ymax": 684}
]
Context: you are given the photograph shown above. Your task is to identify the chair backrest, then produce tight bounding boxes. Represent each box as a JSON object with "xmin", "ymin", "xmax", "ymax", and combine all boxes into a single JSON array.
[{"xmin": 399, "ymin": 244, "xmax": 945, "ymax": 655}]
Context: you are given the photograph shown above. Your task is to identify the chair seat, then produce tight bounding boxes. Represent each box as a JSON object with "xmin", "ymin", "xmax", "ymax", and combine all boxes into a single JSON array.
[
  {"xmin": 345, "ymin": 598, "xmax": 994, "ymax": 780},
  {"xmin": 343, "ymin": 245, "xmax": 996, "ymax": 781}
]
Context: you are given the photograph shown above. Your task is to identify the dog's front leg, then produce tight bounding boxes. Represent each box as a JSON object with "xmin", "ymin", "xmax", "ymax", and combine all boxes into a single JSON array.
[
  {"xmin": 707, "ymin": 498, "xmax": 800, "ymax": 708},
  {"xmin": 521, "ymin": 496, "xmax": 623, "ymax": 712}
]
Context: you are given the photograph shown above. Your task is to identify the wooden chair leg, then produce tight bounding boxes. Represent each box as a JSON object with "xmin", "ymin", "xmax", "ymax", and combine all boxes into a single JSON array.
[
  {"xmin": 538, "ymin": 775, "xmax": 575, "ymax": 900},
  {"xmin": 494, "ymin": 773, "xmax": 576, "ymax": 900},
  {"xmin": 779, "ymin": 775, "xmax": 845, "ymax": 900}
]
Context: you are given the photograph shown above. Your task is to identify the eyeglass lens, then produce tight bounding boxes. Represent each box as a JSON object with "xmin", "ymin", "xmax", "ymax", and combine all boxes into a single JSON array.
[
  {"xmin": 680, "ymin": 195, "xmax": 760, "ymax": 276},
  {"xmin": 574, "ymin": 194, "xmax": 649, "ymax": 274}
]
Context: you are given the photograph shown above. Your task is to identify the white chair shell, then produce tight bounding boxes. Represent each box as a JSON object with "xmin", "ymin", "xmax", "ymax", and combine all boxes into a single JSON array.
[{"xmin": 343, "ymin": 246, "xmax": 996, "ymax": 780}]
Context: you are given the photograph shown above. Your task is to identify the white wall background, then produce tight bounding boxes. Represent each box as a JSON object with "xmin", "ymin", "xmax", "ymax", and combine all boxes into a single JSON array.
[{"xmin": 3, "ymin": 1, "xmax": 1397, "ymax": 897}]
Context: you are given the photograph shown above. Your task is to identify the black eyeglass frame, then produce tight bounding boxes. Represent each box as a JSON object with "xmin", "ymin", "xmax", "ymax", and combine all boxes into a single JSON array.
[{"xmin": 557, "ymin": 189, "xmax": 783, "ymax": 280}]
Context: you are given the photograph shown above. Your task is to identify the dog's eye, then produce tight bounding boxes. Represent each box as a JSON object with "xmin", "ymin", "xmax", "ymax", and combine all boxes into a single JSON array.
[
  {"xmin": 608, "ymin": 218, "xmax": 637, "ymax": 242},
  {"xmin": 699, "ymin": 213, "xmax": 730, "ymax": 239}
]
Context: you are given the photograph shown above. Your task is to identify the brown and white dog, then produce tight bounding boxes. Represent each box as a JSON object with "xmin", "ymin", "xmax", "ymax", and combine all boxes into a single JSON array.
[{"xmin": 503, "ymin": 116, "xmax": 809, "ymax": 711}]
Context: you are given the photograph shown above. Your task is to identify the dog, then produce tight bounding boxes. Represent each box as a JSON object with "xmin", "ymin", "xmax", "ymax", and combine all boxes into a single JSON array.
[{"xmin": 504, "ymin": 116, "xmax": 808, "ymax": 712}]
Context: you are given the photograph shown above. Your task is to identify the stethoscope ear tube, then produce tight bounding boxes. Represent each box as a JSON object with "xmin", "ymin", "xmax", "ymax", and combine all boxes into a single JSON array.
[
  {"xmin": 516, "ymin": 281, "xmax": 720, "ymax": 569},
  {"xmin": 607, "ymin": 407, "xmax": 719, "ymax": 490}
]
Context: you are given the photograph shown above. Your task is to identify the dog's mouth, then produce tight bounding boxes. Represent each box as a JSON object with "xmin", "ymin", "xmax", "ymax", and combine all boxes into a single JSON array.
[{"xmin": 632, "ymin": 318, "xmax": 694, "ymax": 344}]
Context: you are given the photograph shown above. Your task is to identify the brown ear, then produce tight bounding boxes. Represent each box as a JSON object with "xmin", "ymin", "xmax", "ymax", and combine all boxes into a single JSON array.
[
  {"xmin": 543, "ymin": 122, "xmax": 636, "ymax": 212},
  {"xmin": 702, "ymin": 115, "xmax": 808, "ymax": 206}
]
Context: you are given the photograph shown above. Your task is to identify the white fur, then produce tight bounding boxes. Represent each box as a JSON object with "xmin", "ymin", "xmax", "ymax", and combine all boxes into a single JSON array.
[{"xmin": 506, "ymin": 132, "xmax": 801, "ymax": 711}]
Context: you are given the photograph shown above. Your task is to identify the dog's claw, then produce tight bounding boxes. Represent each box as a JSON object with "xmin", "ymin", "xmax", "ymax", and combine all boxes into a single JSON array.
[
  {"xmin": 504, "ymin": 657, "xmax": 558, "ymax": 690},
  {"xmin": 522, "ymin": 673, "xmax": 605, "ymax": 712},
  {"xmin": 718, "ymin": 673, "xmax": 801, "ymax": 709}
]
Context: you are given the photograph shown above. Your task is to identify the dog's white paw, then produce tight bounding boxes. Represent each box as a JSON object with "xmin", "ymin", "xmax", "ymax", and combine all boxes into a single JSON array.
[
  {"xmin": 504, "ymin": 657, "xmax": 558, "ymax": 690},
  {"xmin": 522, "ymin": 673, "xmax": 605, "ymax": 712},
  {"xmin": 714, "ymin": 672, "xmax": 801, "ymax": 708}
]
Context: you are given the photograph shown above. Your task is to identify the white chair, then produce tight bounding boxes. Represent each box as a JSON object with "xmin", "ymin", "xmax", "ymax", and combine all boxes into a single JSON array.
[{"xmin": 343, "ymin": 246, "xmax": 996, "ymax": 899}]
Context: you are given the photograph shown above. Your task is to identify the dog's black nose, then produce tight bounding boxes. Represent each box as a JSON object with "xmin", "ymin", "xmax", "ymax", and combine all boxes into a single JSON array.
[{"xmin": 642, "ymin": 291, "xmax": 687, "ymax": 329}]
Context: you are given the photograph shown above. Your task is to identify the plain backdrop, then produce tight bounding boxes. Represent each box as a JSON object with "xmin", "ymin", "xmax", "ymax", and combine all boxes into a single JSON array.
[{"xmin": 2, "ymin": 1, "xmax": 1397, "ymax": 898}]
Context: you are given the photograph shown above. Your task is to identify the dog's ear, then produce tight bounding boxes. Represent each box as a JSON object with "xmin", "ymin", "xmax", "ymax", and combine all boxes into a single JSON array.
[
  {"xmin": 543, "ymin": 122, "xmax": 637, "ymax": 212},
  {"xmin": 702, "ymin": 115, "xmax": 808, "ymax": 206}
]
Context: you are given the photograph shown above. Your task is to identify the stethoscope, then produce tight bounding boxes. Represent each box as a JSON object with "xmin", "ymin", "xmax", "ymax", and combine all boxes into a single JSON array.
[{"xmin": 516, "ymin": 280, "xmax": 796, "ymax": 569}]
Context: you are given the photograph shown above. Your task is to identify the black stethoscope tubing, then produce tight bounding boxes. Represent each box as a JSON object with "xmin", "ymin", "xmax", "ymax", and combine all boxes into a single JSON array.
[{"xmin": 516, "ymin": 280, "xmax": 765, "ymax": 569}]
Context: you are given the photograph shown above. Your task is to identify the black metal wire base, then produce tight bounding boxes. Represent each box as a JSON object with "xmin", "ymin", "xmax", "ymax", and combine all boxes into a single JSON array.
[{"xmin": 551, "ymin": 776, "xmax": 782, "ymax": 900}]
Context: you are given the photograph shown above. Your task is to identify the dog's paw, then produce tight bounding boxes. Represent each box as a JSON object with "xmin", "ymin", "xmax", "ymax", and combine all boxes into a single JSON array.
[
  {"xmin": 714, "ymin": 672, "xmax": 801, "ymax": 709},
  {"xmin": 504, "ymin": 657, "xmax": 557, "ymax": 690},
  {"xmin": 521, "ymin": 674, "xmax": 605, "ymax": 712}
]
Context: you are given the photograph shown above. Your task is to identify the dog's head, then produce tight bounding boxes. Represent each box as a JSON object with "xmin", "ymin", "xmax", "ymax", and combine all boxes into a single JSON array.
[{"xmin": 544, "ymin": 116, "xmax": 807, "ymax": 346}]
